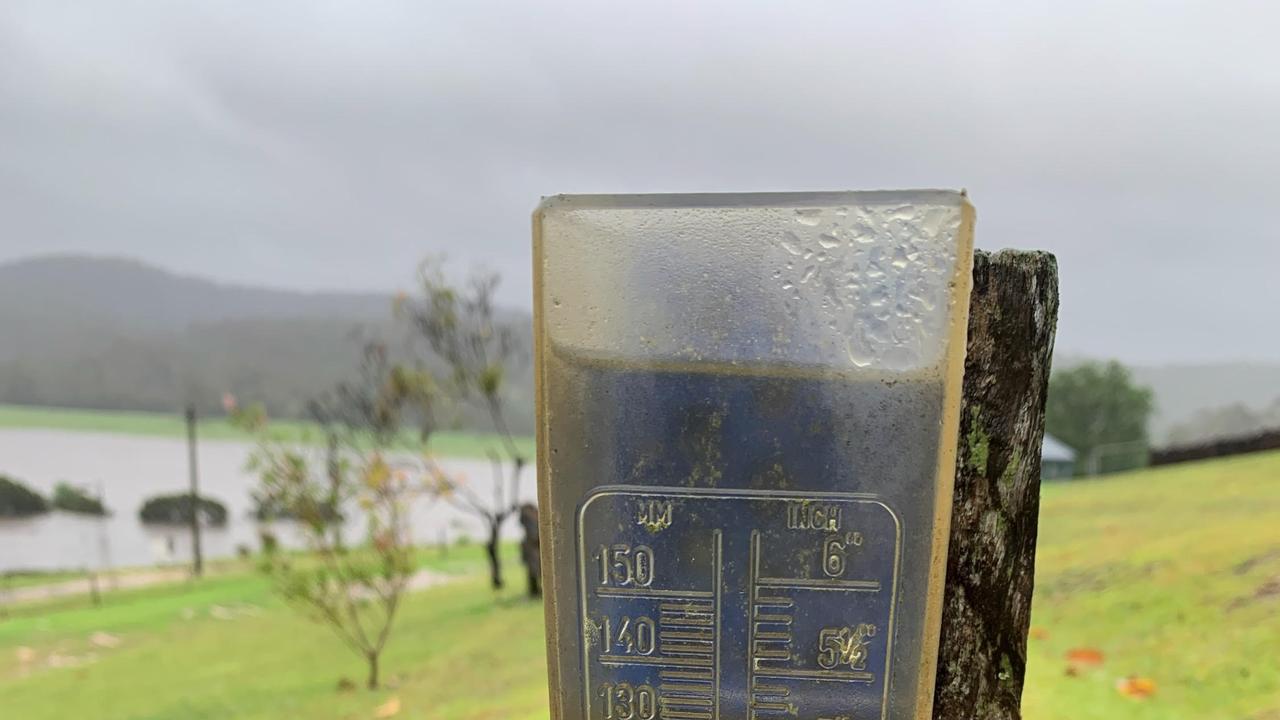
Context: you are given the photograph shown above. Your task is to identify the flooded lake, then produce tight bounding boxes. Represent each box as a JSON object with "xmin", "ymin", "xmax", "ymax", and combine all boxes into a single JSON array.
[{"xmin": 0, "ymin": 428, "xmax": 536, "ymax": 573}]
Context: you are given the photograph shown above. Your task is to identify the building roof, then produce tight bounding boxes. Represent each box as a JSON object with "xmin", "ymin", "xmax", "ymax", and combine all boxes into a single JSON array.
[{"xmin": 1042, "ymin": 434, "xmax": 1076, "ymax": 462}]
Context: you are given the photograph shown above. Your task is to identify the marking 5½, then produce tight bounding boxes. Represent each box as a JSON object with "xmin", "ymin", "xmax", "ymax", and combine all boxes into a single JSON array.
[
  {"xmin": 817, "ymin": 624, "xmax": 877, "ymax": 671},
  {"xmin": 598, "ymin": 544, "xmax": 656, "ymax": 587}
]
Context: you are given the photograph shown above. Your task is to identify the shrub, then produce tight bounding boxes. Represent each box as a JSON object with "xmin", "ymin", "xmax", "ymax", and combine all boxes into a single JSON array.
[
  {"xmin": 138, "ymin": 493, "xmax": 228, "ymax": 527},
  {"xmin": 0, "ymin": 475, "xmax": 49, "ymax": 518},
  {"xmin": 51, "ymin": 482, "xmax": 109, "ymax": 516},
  {"xmin": 250, "ymin": 492, "xmax": 342, "ymax": 523}
]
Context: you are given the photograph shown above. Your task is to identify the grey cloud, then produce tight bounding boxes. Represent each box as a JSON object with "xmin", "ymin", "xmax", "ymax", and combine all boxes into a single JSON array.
[{"xmin": 1, "ymin": 0, "xmax": 1278, "ymax": 362}]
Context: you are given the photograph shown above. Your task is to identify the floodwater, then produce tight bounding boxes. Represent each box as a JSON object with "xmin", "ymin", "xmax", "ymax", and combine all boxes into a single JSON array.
[{"xmin": 0, "ymin": 428, "xmax": 535, "ymax": 574}]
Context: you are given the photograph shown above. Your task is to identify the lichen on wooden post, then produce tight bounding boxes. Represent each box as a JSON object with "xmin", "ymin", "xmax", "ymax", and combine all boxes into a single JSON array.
[{"xmin": 933, "ymin": 250, "xmax": 1060, "ymax": 720}]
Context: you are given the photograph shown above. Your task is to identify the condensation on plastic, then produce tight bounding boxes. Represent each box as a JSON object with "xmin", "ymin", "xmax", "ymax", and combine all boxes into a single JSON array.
[
  {"xmin": 538, "ymin": 191, "xmax": 965, "ymax": 373},
  {"xmin": 534, "ymin": 191, "xmax": 975, "ymax": 720}
]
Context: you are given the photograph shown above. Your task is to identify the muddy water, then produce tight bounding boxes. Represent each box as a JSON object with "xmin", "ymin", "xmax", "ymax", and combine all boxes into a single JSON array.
[{"xmin": 0, "ymin": 428, "xmax": 534, "ymax": 573}]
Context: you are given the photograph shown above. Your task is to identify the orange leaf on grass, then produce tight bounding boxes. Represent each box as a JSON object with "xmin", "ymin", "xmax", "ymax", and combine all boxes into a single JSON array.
[
  {"xmin": 1065, "ymin": 647, "xmax": 1105, "ymax": 667},
  {"xmin": 1115, "ymin": 676, "xmax": 1157, "ymax": 699},
  {"xmin": 1028, "ymin": 627, "xmax": 1049, "ymax": 641}
]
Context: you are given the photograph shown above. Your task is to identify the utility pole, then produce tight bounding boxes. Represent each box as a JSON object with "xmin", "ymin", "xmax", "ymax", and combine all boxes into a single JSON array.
[
  {"xmin": 185, "ymin": 404, "xmax": 203, "ymax": 578},
  {"xmin": 97, "ymin": 481, "xmax": 115, "ymax": 590}
]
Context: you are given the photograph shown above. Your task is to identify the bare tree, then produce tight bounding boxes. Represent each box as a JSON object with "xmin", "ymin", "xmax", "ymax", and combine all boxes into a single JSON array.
[
  {"xmin": 236, "ymin": 342, "xmax": 441, "ymax": 689},
  {"xmin": 396, "ymin": 260, "xmax": 529, "ymax": 593}
]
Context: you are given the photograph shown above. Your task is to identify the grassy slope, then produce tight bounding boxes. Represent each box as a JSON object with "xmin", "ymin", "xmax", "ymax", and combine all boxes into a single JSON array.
[
  {"xmin": 1, "ymin": 452, "xmax": 1278, "ymax": 719},
  {"xmin": 0, "ymin": 404, "xmax": 535, "ymax": 461},
  {"xmin": 1024, "ymin": 451, "xmax": 1280, "ymax": 719}
]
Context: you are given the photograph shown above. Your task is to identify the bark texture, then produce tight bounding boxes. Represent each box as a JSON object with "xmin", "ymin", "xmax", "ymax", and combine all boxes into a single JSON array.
[{"xmin": 933, "ymin": 250, "xmax": 1060, "ymax": 720}]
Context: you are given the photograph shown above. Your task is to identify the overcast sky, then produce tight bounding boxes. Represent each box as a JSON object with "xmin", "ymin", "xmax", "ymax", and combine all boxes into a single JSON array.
[{"xmin": 2, "ymin": 1, "xmax": 1278, "ymax": 364}]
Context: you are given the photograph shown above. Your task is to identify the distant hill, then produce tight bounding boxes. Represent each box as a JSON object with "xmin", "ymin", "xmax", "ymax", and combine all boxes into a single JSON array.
[
  {"xmin": 0, "ymin": 255, "xmax": 391, "ymax": 335},
  {"xmin": 0, "ymin": 255, "xmax": 534, "ymax": 433},
  {"xmin": 1130, "ymin": 363, "xmax": 1280, "ymax": 442},
  {"xmin": 1, "ymin": 255, "xmax": 1275, "ymax": 442},
  {"xmin": 1050, "ymin": 357, "xmax": 1280, "ymax": 444}
]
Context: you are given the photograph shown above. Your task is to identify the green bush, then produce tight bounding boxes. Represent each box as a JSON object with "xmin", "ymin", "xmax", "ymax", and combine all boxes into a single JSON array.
[
  {"xmin": 138, "ymin": 493, "xmax": 228, "ymax": 527},
  {"xmin": 51, "ymin": 481, "xmax": 109, "ymax": 516},
  {"xmin": 0, "ymin": 475, "xmax": 49, "ymax": 518},
  {"xmin": 250, "ymin": 493, "xmax": 341, "ymax": 523}
]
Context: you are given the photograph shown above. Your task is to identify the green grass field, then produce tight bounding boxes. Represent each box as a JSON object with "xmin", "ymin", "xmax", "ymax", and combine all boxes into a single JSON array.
[
  {"xmin": 0, "ymin": 404, "xmax": 535, "ymax": 461},
  {"xmin": 2, "ymin": 451, "xmax": 1278, "ymax": 719},
  {"xmin": 0, "ymin": 545, "xmax": 547, "ymax": 720},
  {"xmin": 1023, "ymin": 451, "xmax": 1280, "ymax": 719}
]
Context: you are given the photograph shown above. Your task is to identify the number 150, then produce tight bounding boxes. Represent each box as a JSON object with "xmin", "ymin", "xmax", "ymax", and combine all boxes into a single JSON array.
[{"xmin": 598, "ymin": 544, "xmax": 655, "ymax": 587}]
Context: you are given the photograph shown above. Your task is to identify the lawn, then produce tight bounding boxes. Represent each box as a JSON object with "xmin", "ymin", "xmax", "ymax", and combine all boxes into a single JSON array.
[
  {"xmin": 0, "ymin": 403, "xmax": 535, "ymax": 461},
  {"xmin": 0, "ymin": 545, "xmax": 548, "ymax": 720},
  {"xmin": 1, "ymin": 451, "xmax": 1278, "ymax": 719},
  {"xmin": 1023, "ymin": 450, "xmax": 1280, "ymax": 719}
]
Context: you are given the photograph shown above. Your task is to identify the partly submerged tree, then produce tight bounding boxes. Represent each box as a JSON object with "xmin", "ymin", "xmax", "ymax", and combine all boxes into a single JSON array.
[
  {"xmin": 396, "ymin": 259, "xmax": 531, "ymax": 594},
  {"xmin": 0, "ymin": 475, "xmax": 49, "ymax": 518},
  {"xmin": 52, "ymin": 482, "xmax": 109, "ymax": 516},
  {"xmin": 1046, "ymin": 360, "xmax": 1155, "ymax": 475},
  {"xmin": 236, "ymin": 341, "xmax": 442, "ymax": 689},
  {"xmin": 139, "ymin": 493, "xmax": 227, "ymax": 526}
]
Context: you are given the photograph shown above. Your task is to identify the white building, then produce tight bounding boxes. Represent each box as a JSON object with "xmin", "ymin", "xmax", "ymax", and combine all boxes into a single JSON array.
[{"xmin": 1041, "ymin": 434, "xmax": 1077, "ymax": 480}]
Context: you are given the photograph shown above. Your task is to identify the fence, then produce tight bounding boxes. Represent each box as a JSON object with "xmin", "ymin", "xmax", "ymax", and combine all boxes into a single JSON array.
[{"xmin": 1150, "ymin": 428, "xmax": 1280, "ymax": 466}]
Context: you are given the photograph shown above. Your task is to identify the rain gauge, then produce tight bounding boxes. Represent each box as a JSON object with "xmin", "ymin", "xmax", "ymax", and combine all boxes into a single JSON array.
[{"xmin": 534, "ymin": 191, "xmax": 974, "ymax": 720}]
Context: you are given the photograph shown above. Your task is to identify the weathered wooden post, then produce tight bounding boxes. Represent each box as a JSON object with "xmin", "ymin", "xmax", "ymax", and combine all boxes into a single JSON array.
[
  {"xmin": 933, "ymin": 250, "xmax": 1058, "ymax": 720},
  {"xmin": 533, "ymin": 192, "xmax": 1058, "ymax": 720}
]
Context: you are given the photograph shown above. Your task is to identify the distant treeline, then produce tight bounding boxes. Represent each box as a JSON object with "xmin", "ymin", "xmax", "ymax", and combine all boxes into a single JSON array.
[
  {"xmin": 1150, "ymin": 428, "xmax": 1280, "ymax": 466},
  {"xmin": 0, "ymin": 317, "xmax": 535, "ymax": 434},
  {"xmin": 0, "ymin": 257, "xmax": 536, "ymax": 434},
  {"xmin": 1, "ymin": 316, "xmax": 379, "ymax": 419},
  {"xmin": 1164, "ymin": 397, "xmax": 1280, "ymax": 446}
]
